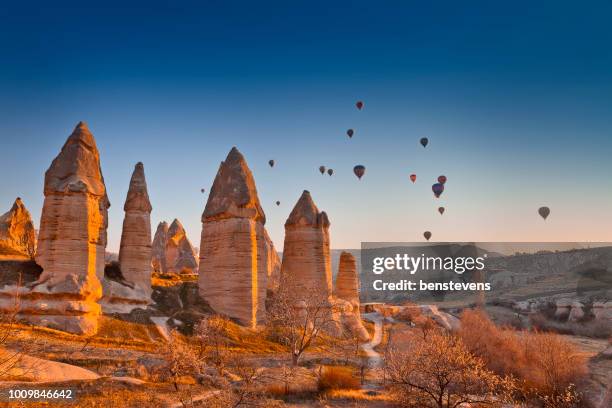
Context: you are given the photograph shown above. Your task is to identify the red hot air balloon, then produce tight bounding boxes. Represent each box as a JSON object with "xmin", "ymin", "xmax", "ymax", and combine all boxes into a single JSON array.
[
  {"xmin": 410, "ymin": 174, "xmax": 417, "ymax": 183},
  {"xmin": 432, "ymin": 183, "xmax": 444, "ymax": 198},
  {"xmin": 319, "ymin": 166, "xmax": 326, "ymax": 175},
  {"xmin": 356, "ymin": 101, "xmax": 364, "ymax": 110},
  {"xmin": 424, "ymin": 231, "xmax": 432, "ymax": 241},
  {"xmin": 538, "ymin": 206, "xmax": 550, "ymax": 220},
  {"xmin": 438, "ymin": 207, "xmax": 445, "ymax": 215},
  {"xmin": 346, "ymin": 129, "xmax": 354, "ymax": 138},
  {"xmin": 353, "ymin": 165, "xmax": 366, "ymax": 180},
  {"xmin": 438, "ymin": 175, "xmax": 447, "ymax": 184}
]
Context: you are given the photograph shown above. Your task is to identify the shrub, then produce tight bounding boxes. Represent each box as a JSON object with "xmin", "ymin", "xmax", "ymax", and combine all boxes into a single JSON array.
[{"xmin": 317, "ymin": 366, "xmax": 360, "ymax": 391}]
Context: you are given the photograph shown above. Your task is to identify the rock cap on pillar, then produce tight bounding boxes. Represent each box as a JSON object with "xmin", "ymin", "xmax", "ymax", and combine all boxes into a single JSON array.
[
  {"xmin": 285, "ymin": 190, "xmax": 329, "ymax": 228},
  {"xmin": 124, "ymin": 162, "xmax": 152, "ymax": 212}
]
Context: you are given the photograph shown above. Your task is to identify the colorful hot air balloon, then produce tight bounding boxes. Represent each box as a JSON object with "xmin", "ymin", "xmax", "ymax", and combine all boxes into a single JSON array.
[
  {"xmin": 327, "ymin": 169, "xmax": 334, "ymax": 176},
  {"xmin": 269, "ymin": 159, "xmax": 275, "ymax": 167},
  {"xmin": 437, "ymin": 175, "xmax": 447, "ymax": 184},
  {"xmin": 420, "ymin": 137, "xmax": 429, "ymax": 147},
  {"xmin": 410, "ymin": 174, "xmax": 417, "ymax": 183},
  {"xmin": 538, "ymin": 206, "xmax": 550, "ymax": 220},
  {"xmin": 353, "ymin": 165, "xmax": 366, "ymax": 180},
  {"xmin": 424, "ymin": 231, "xmax": 432, "ymax": 241},
  {"xmin": 276, "ymin": 201, "xmax": 280, "ymax": 206},
  {"xmin": 432, "ymin": 183, "xmax": 444, "ymax": 198},
  {"xmin": 438, "ymin": 207, "xmax": 445, "ymax": 215},
  {"xmin": 356, "ymin": 101, "xmax": 364, "ymax": 110},
  {"xmin": 319, "ymin": 166, "xmax": 326, "ymax": 175},
  {"xmin": 346, "ymin": 129, "xmax": 354, "ymax": 138}
]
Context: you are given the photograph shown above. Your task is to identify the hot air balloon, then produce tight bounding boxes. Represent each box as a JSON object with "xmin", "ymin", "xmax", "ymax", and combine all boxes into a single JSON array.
[
  {"xmin": 319, "ymin": 166, "xmax": 326, "ymax": 175},
  {"xmin": 200, "ymin": 188, "xmax": 205, "ymax": 193},
  {"xmin": 346, "ymin": 129, "xmax": 354, "ymax": 138},
  {"xmin": 356, "ymin": 101, "xmax": 364, "ymax": 110},
  {"xmin": 353, "ymin": 165, "xmax": 366, "ymax": 180},
  {"xmin": 424, "ymin": 231, "xmax": 432, "ymax": 241},
  {"xmin": 438, "ymin": 175, "xmax": 447, "ymax": 184},
  {"xmin": 420, "ymin": 137, "xmax": 429, "ymax": 148},
  {"xmin": 276, "ymin": 201, "xmax": 280, "ymax": 206},
  {"xmin": 538, "ymin": 206, "xmax": 550, "ymax": 220},
  {"xmin": 410, "ymin": 174, "xmax": 417, "ymax": 183},
  {"xmin": 432, "ymin": 183, "xmax": 444, "ymax": 198},
  {"xmin": 438, "ymin": 207, "xmax": 445, "ymax": 215},
  {"xmin": 269, "ymin": 159, "xmax": 275, "ymax": 167},
  {"xmin": 327, "ymin": 169, "xmax": 334, "ymax": 176}
]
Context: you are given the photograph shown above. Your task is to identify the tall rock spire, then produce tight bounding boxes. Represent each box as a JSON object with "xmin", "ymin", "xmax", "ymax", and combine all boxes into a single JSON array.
[
  {"xmin": 101, "ymin": 162, "xmax": 153, "ymax": 312},
  {"xmin": 31, "ymin": 122, "xmax": 110, "ymax": 335},
  {"xmin": 334, "ymin": 251, "xmax": 360, "ymax": 305},
  {"xmin": 281, "ymin": 190, "xmax": 332, "ymax": 297},
  {"xmin": 198, "ymin": 147, "xmax": 275, "ymax": 328}
]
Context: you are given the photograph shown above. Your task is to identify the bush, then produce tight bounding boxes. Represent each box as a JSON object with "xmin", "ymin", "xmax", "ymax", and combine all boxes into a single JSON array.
[
  {"xmin": 459, "ymin": 309, "xmax": 588, "ymax": 403},
  {"xmin": 317, "ymin": 366, "xmax": 360, "ymax": 391}
]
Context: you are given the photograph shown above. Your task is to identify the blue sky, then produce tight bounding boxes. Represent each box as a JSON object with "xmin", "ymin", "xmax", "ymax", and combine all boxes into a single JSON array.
[{"xmin": 1, "ymin": 1, "xmax": 611, "ymax": 251}]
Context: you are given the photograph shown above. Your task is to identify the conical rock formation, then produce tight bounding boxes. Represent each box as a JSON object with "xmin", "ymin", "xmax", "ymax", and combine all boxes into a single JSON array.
[
  {"xmin": 0, "ymin": 198, "xmax": 36, "ymax": 259},
  {"xmin": 24, "ymin": 122, "xmax": 109, "ymax": 335},
  {"xmin": 198, "ymin": 147, "xmax": 275, "ymax": 327},
  {"xmin": 335, "ymin": 252, "xmax": 360, "ymax": 305},
  {"xmin": 101, "ymin": 163, "xmax": 152, "ymax": 313},
  {"xmin": 280, "ymin": 191, "xmax": 341, "ymax": 335},
  {"xmin": 151, "ymin": 219, "xmax": 198, "ymax": 274},
  {"xmin": 334, "ymin": 252, "xmax": 369, "ymax": 341},
  {"xmin": 281, "ymin": 190, "xmax": 332, "ymax": 296}
]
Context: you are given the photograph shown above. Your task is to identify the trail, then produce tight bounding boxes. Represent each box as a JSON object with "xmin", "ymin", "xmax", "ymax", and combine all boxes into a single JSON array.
[
  {"xmin": 361, "ymin": 312, "xmax": 384, "ymax": 368},
  {"xmin": 150, "ymin": 316, "xmax": 171, "ymax": 341},
  {"xmin": 168, "ymin": 390, "xmax": 222, "ymax": 408}
]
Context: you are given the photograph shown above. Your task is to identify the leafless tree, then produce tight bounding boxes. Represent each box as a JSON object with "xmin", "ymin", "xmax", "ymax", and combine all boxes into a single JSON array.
[
  {"xmin": 267, "ymin": 276, "xmax": 342, "ymax": 366},
  {"xmin": 384, "ymin": 330, "xmax": 515, "ymax": 408},
  {"xmin": 194, "ymin": 314, "xmax": 231, "ymax": 376}
]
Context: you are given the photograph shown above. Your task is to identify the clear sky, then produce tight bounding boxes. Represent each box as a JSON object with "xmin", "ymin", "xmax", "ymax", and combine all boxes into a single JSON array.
[{"xmin": 1, "ymin": 1, "xmax": 611, "ymax": 252}]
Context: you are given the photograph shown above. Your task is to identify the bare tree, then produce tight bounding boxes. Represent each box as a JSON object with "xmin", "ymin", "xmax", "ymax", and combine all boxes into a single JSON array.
[
  {"xmin": 194, "ymin": 315, "xmax": 231, "ymax": 376},
  {"xmin": 385, "ymin": 330, "xmax": 515, "ymax": 408},
  {"xmin": 267, "ymin": 276, "xmax": 342, "ymax": 366}
]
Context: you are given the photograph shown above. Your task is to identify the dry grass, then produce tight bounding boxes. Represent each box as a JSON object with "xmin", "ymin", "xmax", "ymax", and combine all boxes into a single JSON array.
[
  {"xmin": 317, "ymin": 365, "xmax": 360, "ymax": 392},
  {"xmin": 459, "ymin": 309, "xmax": 588, "ymax": 399}
]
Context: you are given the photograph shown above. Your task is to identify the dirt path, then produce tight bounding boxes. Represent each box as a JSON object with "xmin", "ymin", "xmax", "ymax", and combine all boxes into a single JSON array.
[{"xmin": 361, "ymin": 312, "xmax": 384, "ymax": 368}]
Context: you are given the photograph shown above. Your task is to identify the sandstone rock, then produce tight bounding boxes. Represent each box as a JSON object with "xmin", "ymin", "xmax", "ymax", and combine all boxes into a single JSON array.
[
  {"xmin": 281, "ymin": 190, "xmax": 332, "ymax": 296},
  {"xmin": 166, "ymin": 219, "xmax": 198, "ymax": 274},
  {"xmin": 101, "ymin": 163, "xmax": 152, "ymax": 313},
  {"xmin": 29, "ymin": 122, "xmax": 109, "ymax": 335},
  {"xmin": 554, "ymin": 298, "xmax": 572, "ymax": 320},
  {"xmin": 151, "ymin": 221, "xmax": 169, "ymax": 273},
  {"xmin": 0, "ymin": 198, "xmax": 36, "ymax": 259},
  {"xmin": 335, "ymin": 252, "xmax": 360, "ymax": 305},
  {"xmin": 568, "ymin": 301, "xmax": 585, "ymax": 322},
  {"xmin": 280, "ymin": 190, "xmax": 341, "ymax": 335},
  {"xmin": 593, "ymin": 301, "xmax": 612, "ymax": 321},
  {"xmin": 151, "ymin": 219, "xmax": 198, "ymax": 274},
  {"xmin": 198, "ymin": 147, "xmax": 276, "ymax": 327}
]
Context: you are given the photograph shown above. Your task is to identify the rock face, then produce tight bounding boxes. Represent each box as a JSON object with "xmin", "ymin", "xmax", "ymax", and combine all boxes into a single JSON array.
[
  {"xmin": 281, "ymin": 190, "xmax": 332, "ymax": 297},
  {"xmin": 101, "ymin": 163, "xmax": 152, "ymax": 313},
  {"xmin": 151, "ymin": 219, "xmax": 198, "ymax": 274},
  {"xmin": 280, "ymin": 191, "xmax": 342, "ymax": 335},
  {"xmin": 0, "ymin": 198, "xmax": 36, "ymax": 259},
  {"xmin": 30, "ymin": 122, "xmax": 109, "ymax": 335},
  {"xmin": 334, "ymin": 252, "xmax": 369, "ymax": 341},
  {"xmin": 198, "ymin": 147, "xmax": 276, "ymax": 328},
  {"xmin": 335, "ymin": 252, "xmax": 360, "ymax": 305}
]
